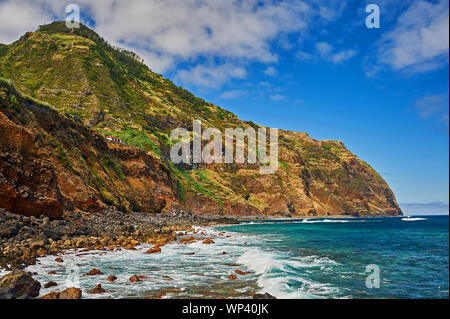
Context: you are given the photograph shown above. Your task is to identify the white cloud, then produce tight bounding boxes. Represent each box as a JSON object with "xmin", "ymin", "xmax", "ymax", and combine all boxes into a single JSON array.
[
  {"xmin": 263, "ymin": 66, "xmax": 278, "ymax": 76},
  {"xmin": 377, "ymin": 0, "xmax": 449, "ymax": 72},
  {"xmin": 270, "ymin": 94, "xmax": 285, "ymax": 102},
  {"xmin": 315, "ymin": 42, "xmax": 333, "ymax": 57},
  {"xmin": 77, "ymin": 0, "xmax": 311, "ymax": 75},
  {"xmin": 219, "ymin": 90, "xmax": 248, "ymax": 99},
  {"xmin": 0, "ymin": 0, "xmax": 54, "ymax": 44},
  {"xmin": 295, "ymin": 50, "xmax": 314, "ymax": 61},
  {"xmin": 415, "ymin": 93, "xmax": 449, "ymax": 125},
  {"xmin": 176, "ymin": 63, "xmax": 247, "ymax": 88},
  {"xmin": 0, "ymin": 0, "xmax": 356, "ymax": 86},
  {"xmin": 297, "ymin": 41, "xmax": 356, "ymax": 64},
  {"xmin": 331, "ymin": 49, "xmax": 356, "ymax": 63}
]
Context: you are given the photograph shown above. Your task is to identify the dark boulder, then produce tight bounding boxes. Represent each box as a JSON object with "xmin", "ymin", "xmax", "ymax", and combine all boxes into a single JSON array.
[
  {"xmin": 0, "ymin": 269, "xmax": 41, "ymax": 298},
  {"xmin": 252, "ymin": 292, "xmax": 276, "ymax": 299}
]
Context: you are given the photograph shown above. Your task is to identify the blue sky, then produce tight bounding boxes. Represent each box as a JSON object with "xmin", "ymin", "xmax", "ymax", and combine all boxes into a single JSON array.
[{"xmin": 0, "ymin": 0, "xmax": 448, "ymax": 205}]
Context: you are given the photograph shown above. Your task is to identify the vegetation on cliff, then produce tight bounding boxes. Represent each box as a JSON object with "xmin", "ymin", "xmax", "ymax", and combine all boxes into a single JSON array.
[{"xmin": 0, "ymin": 22, "xmax": 402, "ymax": 217}]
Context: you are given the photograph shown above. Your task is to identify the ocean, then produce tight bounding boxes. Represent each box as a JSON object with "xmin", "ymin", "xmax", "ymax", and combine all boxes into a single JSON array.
[{"xmin": 9, "ymin": 215, "xmax": 448, "ymax": 299}]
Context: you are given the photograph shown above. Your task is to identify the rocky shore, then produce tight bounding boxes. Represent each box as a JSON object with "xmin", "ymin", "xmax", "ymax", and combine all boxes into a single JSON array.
[{"xmin": 0, "ymin": 207, "xmax": 241, "ymax": 298}]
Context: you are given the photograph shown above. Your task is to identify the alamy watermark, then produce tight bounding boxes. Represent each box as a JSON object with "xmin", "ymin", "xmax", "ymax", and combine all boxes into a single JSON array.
[
  {"xmin": 65, "ymin": 4, "xmax": 80, "ymax": 29},
  {"xmin": 365, "ymin": 264, "xmax": 380, "ymax": 288},
  {"xmin": 65, "ymin": 264, "xmax": 80, "ymax": 288},
  {"xmin": 170, "ymin": 120, "xmax": 279, "ymax": 174},
  {"xmin": 365, "ymin": 4, "xmax": 380, "ymax": 28}
]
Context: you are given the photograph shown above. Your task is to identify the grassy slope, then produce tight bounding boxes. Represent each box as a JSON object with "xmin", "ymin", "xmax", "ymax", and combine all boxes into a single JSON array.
[{"xmin": 0, "ymin": 22, "xmax": 401, "ymax": 216}]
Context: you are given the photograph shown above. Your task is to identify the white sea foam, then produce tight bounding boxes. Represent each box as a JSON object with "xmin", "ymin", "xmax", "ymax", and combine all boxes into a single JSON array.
[
  {"xmin": 236, "ymin": 248, "xmax": 340, "ymax": 299},
  {"xmin": 17, "ymin": 224, "xmax": 340, "ymax": 299},
  {"xmin": 401, "ymin": 217, "xmax": 427, "ymax": 221}
]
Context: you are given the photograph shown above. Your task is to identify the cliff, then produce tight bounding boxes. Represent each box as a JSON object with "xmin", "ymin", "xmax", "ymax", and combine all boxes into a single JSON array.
[{"xmin": 0, "ymin": 22, "xmax": 402, "ymax": 217}]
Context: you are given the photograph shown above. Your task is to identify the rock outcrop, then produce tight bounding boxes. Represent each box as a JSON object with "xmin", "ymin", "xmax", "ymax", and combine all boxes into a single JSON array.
[{"xmin": 0, "ymin": 269, "xmax": 41, "ymax": 298}]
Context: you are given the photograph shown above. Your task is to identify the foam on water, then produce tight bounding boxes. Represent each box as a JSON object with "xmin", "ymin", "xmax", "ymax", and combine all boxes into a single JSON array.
[
  {"xmin": 401, "ymin": 217, "xmax": 427, "ymax": 221},
  {"xmin": 18, "ymin": 225, "xmax": 339, "ymax": 299},
  {"xmin": 236, "ymin": 248, "xmax": 340, "ymax": 299}
]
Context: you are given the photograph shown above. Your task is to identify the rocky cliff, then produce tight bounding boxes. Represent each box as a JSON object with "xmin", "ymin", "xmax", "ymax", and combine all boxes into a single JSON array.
[{"xmin": 0, "ymin": 22, "xmax": 402, "ymax": 218}]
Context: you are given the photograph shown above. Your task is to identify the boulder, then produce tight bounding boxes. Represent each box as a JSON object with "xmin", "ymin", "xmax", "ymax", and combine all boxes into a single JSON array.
[
  {"xmin": 129, "ymin": 274, "xmax": 141, "ymax": 283},
  {"xmin": 228, "ymin": 274, "xmax": 237, "ymax": 280},
  {"xmin": 107, "ymin": 275, "xmax": 117, "ymax": 282},
  {"xmin": 88, "ymin": 284, "xmax": 106, "ymax": 294},
  {"xmin": 39, "ymin": 291, "xmax": 60, "ymax": 299},
  {"xmin": 202, "ymin": 238, "xmax": 215, "ymax": 244},
  {"xmin": 0, "ymin": 287, "xmax": 16, "ymax": 299},
  {"xmin": 0, "ymin": 269, "xmax": 40, "ymax": 298},
  {"xmin": 145, "ymin": 246, "xmax": 161, "ymax": 254},
  {"xmin": 59, "ymin": 287, "xmax": 82, "ymax": 299},
  {"xmin": 252, "ymin": 292, "xmax": 276, "ymax": 299},
  {"xmin": 44, "ymin": 281, "xmax": 58, "ymax": 289},
  {"xmin": 84, "ymin": 268, "xmax": 103, "ymax": 276},
  {"xmin": 0, "ymin": 225, "xmax": 18, "ymax": 238}
]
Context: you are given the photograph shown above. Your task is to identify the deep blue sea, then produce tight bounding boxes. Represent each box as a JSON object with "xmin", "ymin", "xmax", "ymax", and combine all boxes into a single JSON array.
[
  {"xmin": 218, "ymin": 215, "xmax": 449, "ymax": 299},
  {"xmin": 10, "ymin": 215, "xmax": 448, "ymax": 299}
]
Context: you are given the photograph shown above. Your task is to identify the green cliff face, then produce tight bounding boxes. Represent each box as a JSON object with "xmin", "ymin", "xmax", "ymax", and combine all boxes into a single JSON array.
[{"xmin": 0, "ymin": 22, "xmax": 402, "ymax": 217}]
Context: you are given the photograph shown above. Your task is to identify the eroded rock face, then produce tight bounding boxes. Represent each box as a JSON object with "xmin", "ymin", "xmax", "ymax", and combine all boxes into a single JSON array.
[
  {"xmin": 0, "ymin": 112, "xmax": 64, "ymax": 219},
  {"xmin": 0, "ymin": 269, "xmax": 41, "ymax": 298},
  {"xmin": 0, "ymin": 85, "xmax": 177, "ymax": 218}
]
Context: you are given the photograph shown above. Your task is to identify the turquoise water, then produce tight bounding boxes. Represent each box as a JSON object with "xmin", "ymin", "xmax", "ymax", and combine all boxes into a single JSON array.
[{"xmin": 218, "ymin": 215, "xmax": 449, "ymax": 299}]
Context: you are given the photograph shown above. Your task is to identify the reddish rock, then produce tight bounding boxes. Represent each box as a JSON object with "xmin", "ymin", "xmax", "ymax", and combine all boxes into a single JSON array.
[
  {"xmin": 145, "ymin": 246, "xmax": 161, "ymax": 254},
  {"xmin": 129, "ymin": 274, "xmax": 141, "ymax": 283},
  {"xmin": 162, "ymin": 275, "xmax": 173, "ymax": 281},
  {"xmin": 234, "ymin": 270, "xmax": 250, "ymax": 275},
  {"xmin": 47, "ymin": 271, "xmax": 56, "ymax": 275},
  {"xmin": 84, "ymin": 268, "xmax": 103, "ymax": 276},
  {"xmin": 55, "ymin": 257, "xmax": 63, "ymax": 263},
  {"xmin": 40, "ymin": 291, "xmax": 60, "ymax": 299},
  {"xmin": 44, "ymin": 281, "xmax": 58, "ymax": 289},
  {"xmin": 59, "ymin": 287, "xmax": 82, "ymax": 299},
  {"xmin": 179, "ymin": 236, "xmax": 196, "ymax": 244},
  {"xmin": 107, "ymin": 275, "xmax": 117, "ymax": 282},
  {"xmin": 36, "ymin": 248, "xmax": 46, "ymax": 257},
  {"xmin": 202, "ymin": 238, "xmax": 215, "ymax": 244},
  {"xmin": 228, "ymin": 274, "xmax": 237, "ymax": 280},
  {"xmin": 88, "ymin": 284, "xmax": 106, "ymax": 294}
]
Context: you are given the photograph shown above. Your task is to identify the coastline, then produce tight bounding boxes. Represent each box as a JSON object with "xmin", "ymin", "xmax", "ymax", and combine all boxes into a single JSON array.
[
  {"xmin": 0, "ymin": 208, "xmax": 239, "ymax": 270},
  {"xmin": 0, "ymin": 209, "xmax": 406, "ymax": 299},
  {"xmin": 1, "ymin": 219, "xmax": 268, "ymax": 299}
]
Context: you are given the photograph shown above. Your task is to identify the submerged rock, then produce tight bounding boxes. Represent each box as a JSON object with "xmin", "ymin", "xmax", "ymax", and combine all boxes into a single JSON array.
[
  {"xmin": 88, "ymin": 284, "xmax": 106, "ymax": 294},
  {"xmin": 44, "ymin": 281, "xmax": 58, "ymax": 289},
  {"xmin": 145, "ymin": 246, "xmax": 161, "ymax": 254},
  {"xmin": 84, "ymin": 268, "xmax": 103, "ymax": 276},
  {"xmin": 228, "ymin": 274, "xmax": 237, "ymax": 280}
]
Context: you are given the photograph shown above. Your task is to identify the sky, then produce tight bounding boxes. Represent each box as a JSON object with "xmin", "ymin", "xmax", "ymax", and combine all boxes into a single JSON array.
[{"xmin": 0, "ymin": 0, "xmax": 448, "ymax": 206}]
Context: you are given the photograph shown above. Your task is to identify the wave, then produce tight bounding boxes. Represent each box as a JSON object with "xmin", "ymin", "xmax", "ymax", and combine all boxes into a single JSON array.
[
  {"xmin": 401, "ymin": 217, "xmax": 427, "ymax": 221},
  {"xmin": 236, "ymin": 249, "xmax": 339, "ymax": 299},
  {"xmin": 299, "ymin": 219, "xmax": 352, "ymax": 223}
]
